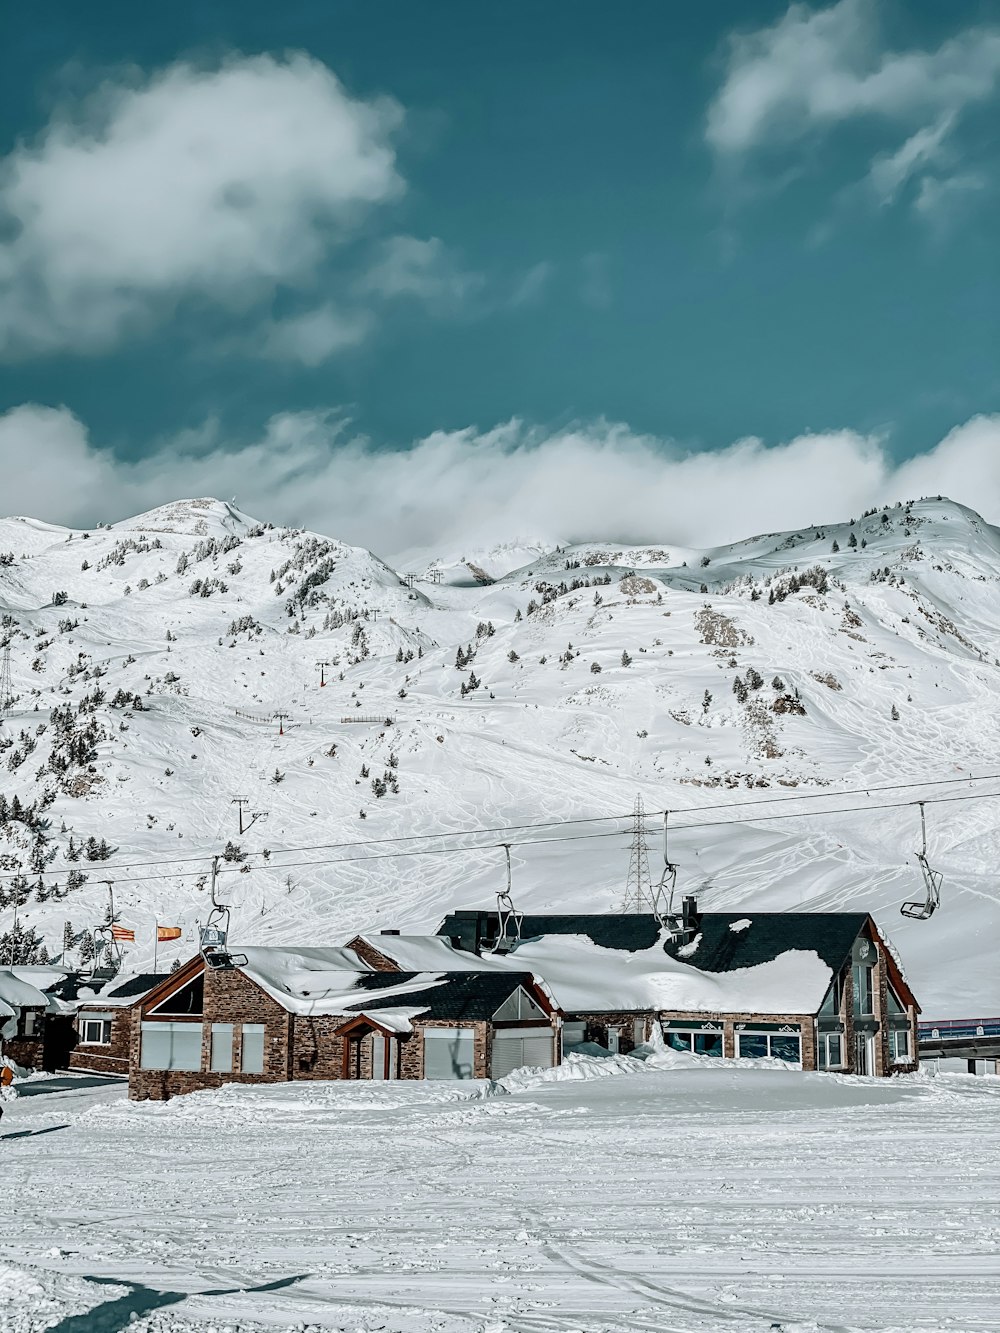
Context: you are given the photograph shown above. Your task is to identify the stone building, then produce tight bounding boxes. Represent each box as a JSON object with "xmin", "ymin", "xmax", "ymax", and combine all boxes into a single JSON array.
[
  {"xmin": 70, "ymin": 973, "xmax": 169, "ymax": 1075},
  {"xmin": 128, "ymin": 945, "xmax": 560, "ymax": 1101},
  {"xmin": 371, "ymin": 902, "xmax": 920, "ymax": 1076}
]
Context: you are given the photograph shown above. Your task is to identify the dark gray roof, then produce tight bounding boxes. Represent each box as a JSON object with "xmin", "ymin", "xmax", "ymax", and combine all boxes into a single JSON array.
[
  {"xmin": 346, "ymin": 971, "xmax": 541, "ymax": 1022},
  {"xmin": 678, "ymin": 913, "xmax": 869, "ymax": 975},
  {"xmin": 101, "ymin": 973, "xmax": 171, "ymax": 1002},
  {"xmin": 437, "ymin": 909, "xmax": 869, "ymax": 976},
  {"xmin": 438, "ymin": 910, "xmax": 661, "ymax": 952}
]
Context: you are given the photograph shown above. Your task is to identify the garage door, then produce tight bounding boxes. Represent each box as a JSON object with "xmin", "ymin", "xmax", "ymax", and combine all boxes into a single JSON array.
[{"xmin": 491, "ymin": 1027, "xmax": 555, "ymax": 1079}]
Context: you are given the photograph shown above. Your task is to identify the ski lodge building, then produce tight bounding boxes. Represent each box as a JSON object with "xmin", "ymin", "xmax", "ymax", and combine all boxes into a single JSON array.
[
  {"xmin": 115, "ymin": 899, "xmax": 919, "ymax": 1100},
  {"xmin": 127, "ymin": 948, "xmax": 559, "ymax": 1101}
]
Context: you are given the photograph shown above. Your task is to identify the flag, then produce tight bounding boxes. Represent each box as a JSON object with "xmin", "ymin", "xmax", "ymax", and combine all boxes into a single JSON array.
[
  {"xmin": 156, "ymin": 925, "xmax": 182, "ymax": 942},
  {"xmin": 110, "ymin": 925, "xmax": 135, "ymax": 943}
]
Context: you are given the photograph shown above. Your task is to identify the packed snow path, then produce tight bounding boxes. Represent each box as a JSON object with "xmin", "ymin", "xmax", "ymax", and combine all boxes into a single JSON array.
[{"xmin": 3, "ymin": 1063, "xmax": 1000, "ymax": 1332}]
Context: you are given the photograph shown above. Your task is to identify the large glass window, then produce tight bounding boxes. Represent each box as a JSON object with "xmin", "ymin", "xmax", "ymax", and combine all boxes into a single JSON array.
[
  {"xmin": 150, "ymin": 974, "xmax": 204, "ymax": 1017},
  {"xmin": 241, "ymin": 1024, "xmax": 265, "ymax": 1075},
  {"xmin": 140, "ymin": 1022, "xmax": 202, "ymax": 1071},
  {"xmin": 737, "ymin": 1031, "xmax": 802, "ymax": 1064},
  {"xmin": 210, "ymin": 1023, "xmax": 233, "ymax": 1072},
  {"xmin": 664, "ymin": 1029, "xmax": 723, "ymax": 1056}
]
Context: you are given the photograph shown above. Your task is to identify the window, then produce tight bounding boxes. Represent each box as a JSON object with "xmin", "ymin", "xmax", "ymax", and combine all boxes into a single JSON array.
[
  {"xmin": 632, "ymin": 1018, "xmax": 646, "ymax": 1046},
  {"xmin": 424, "ymin": 1027, "xmax": 475, "ymax": 1079},
  {"xmin": 818, "ymin": 1032, "xmax": 843, "ymax": 1069},
  {"xmin": 886, "ymin": 985, "xmax": 907, "ymax": 1016},
  {"xmin": 80, "ymin": 1015, "xmax": 113, "ymax": 1045},
  {"xmin": 853, "ymin": 965, "xmax": 874, "ymax": 1016},
  {"xmin": 241, "ymin": 1024, "xmax": 265, "ymax": 1075},
  {"xmin": 150, "ymin": 974, "xmax": 204, "ymax": 1017},
  {"xmin": 819, "ymin": 977, "xmax": 842, "ymax": 1016},
  {"xmin": 737, "ymin": 1030, "xmax": 802, "ymax": 1065},
  {"xmin": 210, "ymin": 1023, "xmax": 233, "ymax": 1072},
  {"xmin": 140, "ymin": 1022, "xmax": 202, "ymax": 1071},
  {"xmin": 23, "ymin": 1011, "xmax": 38, "ymax": 1037},
  {"xmin": 664, "ymin": 1028, "xmax": 724, "ymax": 1057},
  {"xmin": 889, "ymin": 1028, "xmax": 911, "ymax": 1062}
]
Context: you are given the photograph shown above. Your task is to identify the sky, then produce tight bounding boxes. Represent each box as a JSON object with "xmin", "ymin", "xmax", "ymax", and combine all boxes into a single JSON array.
[{"xmin": 1, "ymin": 0, "xmax": 999, "ymax": 557}]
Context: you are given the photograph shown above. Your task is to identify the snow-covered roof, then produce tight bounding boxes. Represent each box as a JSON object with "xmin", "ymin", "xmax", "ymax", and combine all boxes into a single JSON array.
[
  {"xmin": 233, "ymin": 945, "xmax": 447, "ymax": 1017},
  {"xmin": 364, "ymin": 930, "xmax": 835, "ymax": 1016},
  {"xmin": 0, "ymin": 969, "xmax": 52, "ymax": 1012}
]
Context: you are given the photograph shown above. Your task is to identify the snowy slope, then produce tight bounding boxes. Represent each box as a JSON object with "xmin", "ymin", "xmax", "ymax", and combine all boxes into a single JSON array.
[{"xmin": 1, "ymin": 494, "xmax": 998, "ymax": 1016}]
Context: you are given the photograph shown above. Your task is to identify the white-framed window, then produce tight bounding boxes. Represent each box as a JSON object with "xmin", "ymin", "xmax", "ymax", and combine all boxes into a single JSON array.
[
  {"xmin": 140, "ymin": 1021, "xmax": 202, "ymax": 1071},
  {"xmin": 663, "ymin": 1026, "xmax": 724, "ymax": 1057},
  {"xmin": 737, "ymin": 1029, "xmax": 802, "ymax": 1064},
  {"xmin": 889, "ymin": 1028, "xmax": 911, "ymax": 1062},
  {"xmin": 241, "ymin": 1024, "xmax": 265, "ymax": 1075},
  {"xmin": 817, "ymin": 1032, "xmax": 844, "ymax": 1069},
  {"xmin": 80, "ymin": 1014, "xmax": 113, "ymax": 1045},
  {"xmin": 210, "ymin": 1023, "xmax": 233, "ymax": 1072}
]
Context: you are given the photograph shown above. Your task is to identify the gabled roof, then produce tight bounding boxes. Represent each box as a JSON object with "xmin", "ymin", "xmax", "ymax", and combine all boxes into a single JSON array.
[{"xmin": 344, "ymin": 971, "xmax": 548, "ymax": 1022}]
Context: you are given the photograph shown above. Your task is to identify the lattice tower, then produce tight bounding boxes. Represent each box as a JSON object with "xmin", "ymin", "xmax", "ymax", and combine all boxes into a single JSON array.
[{"xmin": 621, "ymin": 793, "xmax": 655, "ymax": 912}]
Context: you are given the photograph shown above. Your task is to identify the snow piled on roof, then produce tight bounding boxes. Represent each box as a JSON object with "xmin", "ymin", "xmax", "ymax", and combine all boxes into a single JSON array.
[
  {"xmin": 363, "ymin": 930, "xmax": 834, "ymax": 1015},
  {"xmin": 0, "ymin": 969, "xmax": 51, "ymax": 1011},
  {"xmin": 233, "ymin": 945, "xmax": 445, "ymax": 1017}
]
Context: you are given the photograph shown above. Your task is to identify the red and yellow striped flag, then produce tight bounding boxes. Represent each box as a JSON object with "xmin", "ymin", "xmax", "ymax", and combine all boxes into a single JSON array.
[{"xmin": 110, "ymin": 925, "xmax": 135, "ymax": 943}]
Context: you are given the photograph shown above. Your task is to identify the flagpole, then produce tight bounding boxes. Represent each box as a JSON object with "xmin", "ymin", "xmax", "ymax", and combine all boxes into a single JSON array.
[{"xmin": 154, "ymin": 920, "xmax": 158, "ymax": 974}]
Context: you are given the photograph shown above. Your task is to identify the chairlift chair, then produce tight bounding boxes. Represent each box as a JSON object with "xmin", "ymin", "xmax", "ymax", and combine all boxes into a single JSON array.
[
  {"xmin": 491, "ymin": 844, "xmax": 523, "ymax": 953},
  {"xmin": 900, "ymin": 802, "xmax": 943, "ymax": 920}
]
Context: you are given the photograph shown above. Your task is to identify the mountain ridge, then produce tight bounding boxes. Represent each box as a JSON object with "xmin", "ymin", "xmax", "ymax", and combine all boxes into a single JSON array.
[{"xmin": 0, "ymin": 493, "xmax": 997, "ymax": 1016}]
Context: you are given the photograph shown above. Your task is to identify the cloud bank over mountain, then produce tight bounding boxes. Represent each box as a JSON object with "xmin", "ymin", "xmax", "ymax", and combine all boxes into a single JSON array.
[{"xmin": 2, "ymin": 404, "xmax": 998, "ymax": 561}]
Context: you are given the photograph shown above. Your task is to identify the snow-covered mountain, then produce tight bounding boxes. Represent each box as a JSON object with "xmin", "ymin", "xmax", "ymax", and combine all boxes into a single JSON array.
[{"xmin": 1, "ymin": 494, "xmax": 997, "ymax": 1016}]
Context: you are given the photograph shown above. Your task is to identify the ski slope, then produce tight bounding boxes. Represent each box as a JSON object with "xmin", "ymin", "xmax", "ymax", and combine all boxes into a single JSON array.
[
  {"xmin": 1, "ymin": 494, "xmax": 998, "ymax": 1016},
  {"xmin": 2, "ymin": 1060, "xmax": 999, "ymax": 1331}
]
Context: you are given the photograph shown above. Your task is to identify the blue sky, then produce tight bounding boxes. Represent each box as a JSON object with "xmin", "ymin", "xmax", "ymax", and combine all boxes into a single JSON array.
[{"xmin": 1, "ymin": 0, "xmax": 999, "ymax": 553}]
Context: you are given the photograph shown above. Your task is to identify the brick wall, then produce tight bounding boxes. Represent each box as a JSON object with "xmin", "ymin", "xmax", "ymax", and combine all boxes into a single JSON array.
[
  {"xmin": 70, "ymin": 1005, "xmax": 135, "ymax": 1075},
  {"xmin": 344, "ymin": 937, "xmax": 399, "ymax": 972},
  {"xmin": 129, "ymin": 962, "xmax": 292, "ymax": 1101},
  {"xmin": 568, "ymin": 1011, "xmax": 652, "ymax": 1054}
]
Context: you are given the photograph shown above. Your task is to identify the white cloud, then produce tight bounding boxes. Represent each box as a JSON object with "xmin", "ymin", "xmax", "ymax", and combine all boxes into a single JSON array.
[
  {"xmin": 3, "ymin": 403, "xmax": 1000, "ymax": 562},
  {"xmin": 251, "ymin": 305, "xmax": 375, "ymax": 367},
  {"xmin": 0, "ymin": 53, "xmax": 403, "ymax": 357},
  {"xmin": 866, "ymin": 113, "xmax": 956, "ymax": 207},
  {"xmin": 358, "ymin": 235, "xmax": 482, "ymax": 310},
  {"xmin": 707, "ymin": 1, "xmax": 1000, "ymax": 218},
  {"xmin": 708, "ymin": 0, "xmax": 1000, "ymax": 153}
]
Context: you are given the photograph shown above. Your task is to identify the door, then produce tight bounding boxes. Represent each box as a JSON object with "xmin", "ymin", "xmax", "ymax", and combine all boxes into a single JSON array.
[
  {"xmin": 372, "ymin": 1033, "xmax": 385, "ymax": 1081},
  {"xmin": 607, "ymin": 1027, "xmax": 621, "ymax": 1055},
  {"xmin": 855, "ymin": 1033, "xmax": 874, "ymax": 1076},
  {"xmin": 490, "ymin": 1028, "xmax": 555, "ymax": 1079}
]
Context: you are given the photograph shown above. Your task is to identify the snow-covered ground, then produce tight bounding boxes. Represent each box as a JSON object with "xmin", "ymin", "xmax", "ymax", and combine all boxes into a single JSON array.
[
  {"xmin": 2, "ymin": 494, "xmax": 1000, "ymax": 1016},
  {"xmin": 3, "ymin": 1061, "xmax": 999, "ymax": 1332}
]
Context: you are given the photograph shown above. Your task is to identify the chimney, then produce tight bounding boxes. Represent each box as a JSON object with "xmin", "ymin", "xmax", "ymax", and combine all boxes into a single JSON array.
[
  {"xmin": 682, "ymin": 895, "xmax": 700, "ymax": 934},
  {"xmin": 380, "ymin": 929, "xmax": 400, "ymax": 936}
]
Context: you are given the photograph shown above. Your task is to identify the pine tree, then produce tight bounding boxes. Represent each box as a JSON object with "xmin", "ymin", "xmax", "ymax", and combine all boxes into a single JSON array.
[
  {"xmin": 848, "ymin": 532, "xmax": 858, "ymax": 548},
  {"xmin": 620, "ymin": 650, "xmax": 632, "ymax": 667},
  {"xmin": 702, "ymin": 690, "xmax": 712, "ymax": 713},
  {"xmin": 890, "ymin": 704, "xmax": 900, "ymax": 721}
]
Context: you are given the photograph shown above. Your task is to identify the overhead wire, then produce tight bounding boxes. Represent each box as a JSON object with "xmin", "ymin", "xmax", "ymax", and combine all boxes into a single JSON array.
[
  {"xmin": 8, "ymin": 783, "xmax": 997, "ymax": 890},
  {"xmin": 2, "ymin": 767, "xmax": 998, "ymax": 886}
]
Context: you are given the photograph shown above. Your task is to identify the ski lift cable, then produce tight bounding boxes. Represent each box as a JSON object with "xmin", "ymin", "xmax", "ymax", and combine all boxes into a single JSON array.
[
  {"xmin": 3, "ymin": 769, "xmax": 998, "ymax": 886},
  {"xmin": 7, "ymin": 783, "xmax": 1000, "ymax": 892}
]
